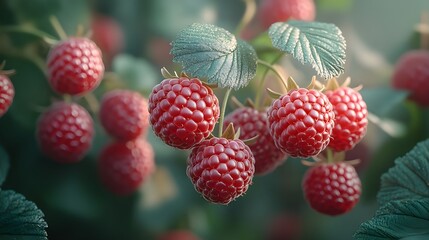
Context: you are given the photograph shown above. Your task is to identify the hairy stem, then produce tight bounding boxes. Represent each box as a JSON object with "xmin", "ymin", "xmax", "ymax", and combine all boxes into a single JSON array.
[
  {"xmin": 218, "ymin": 88, "xmax": 233, "ymax": 137},
  {"xmin": 254, "ymin": 54, "xmax": 284, "ymax": 108},
  {"xmin": 257, "ymin": 59, "xmax": 288, "ymax": 90}
]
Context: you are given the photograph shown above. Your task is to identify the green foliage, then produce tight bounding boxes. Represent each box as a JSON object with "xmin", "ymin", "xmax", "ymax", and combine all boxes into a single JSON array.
[
  {"xmin": 268, "ymin": 20, "xmax": 346, "ymax": 79},
  {"xmin": 0, "ymin": 145, "xmax": 9, "ymax": 186},
  {"xmin": 355, "ymin": 139, "xmax": 429, "ymax": 239},
  {"xmin": 377, "ymin": 139, "xmax": 429, "ymax": 206},
  {"xmin": 171, "ymin": 23, "xmax": 257, "ymax": 90},
  {"xmin": 112, "ymin": 54, "xmax": 158, "ymax": 94},
  {"xmin": 354, "ymin": 199, "xmax": 429, "ymax": 239},
  {"xmin": 360, "ymin": 87, "xmax": 408, "ymax": 117},
  {"xmin": 0, "ymin": 190, "xmax": 48, "ymax": 240}
]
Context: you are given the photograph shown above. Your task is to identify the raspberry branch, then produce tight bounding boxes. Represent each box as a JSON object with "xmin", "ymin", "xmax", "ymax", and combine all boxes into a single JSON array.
[
  {"xmin": 257, "ymin": 59, "xmax": 288, "ymax": 89},
  {"xmin": 218, "ymin": 88, "xmax": 233, "ymax": 136},
  {"xmin": 49, "ymin": 15, "xmax": 68, "ymax": 40}
]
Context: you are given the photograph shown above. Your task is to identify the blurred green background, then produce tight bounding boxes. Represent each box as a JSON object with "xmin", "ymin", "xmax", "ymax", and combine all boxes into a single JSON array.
[{"xmin": 1, "ymin": 0, "xmax": 429, "ymax": 239}]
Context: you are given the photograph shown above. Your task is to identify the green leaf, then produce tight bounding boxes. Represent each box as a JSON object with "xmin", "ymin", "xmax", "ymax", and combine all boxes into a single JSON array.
[
  {"xmin": 354, "ymin": 199, "xmax": 429, "ymax": 239},
  {"xmin": 0, "ymin": 190, "xmax": 48, "ymax": 239},
  {"xmin": 377, "ymin": 139, "xmax": 429, "ymax": 206},
  {"xmin": 268, "ymin": 20, "xmax": 346, "ymax": 79},
  {"xmin": 0, "ymin": 145, "xmax": 9, "ymax": 186},
  {"xmin": 360, "ymin": 87, "xmax": 408, "ymax": 117},
  {"xmin": 171, "ymin": 23, "xmax": 258, "ymax": 90},
  {"xmin": 112, "ymin": 54, "xmax": 158, "ymax": 94}
]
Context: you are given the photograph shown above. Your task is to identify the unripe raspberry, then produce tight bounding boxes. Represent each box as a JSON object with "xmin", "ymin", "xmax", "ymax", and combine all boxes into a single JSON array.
[
  {"xmin": 36, "ymin": 102, "xmax": 94, "ymax": 163},
  {"xmin": 224, "ymin": 107, "xmax": 287, "ymax": 175},
  {"xmin": 187, "ymin": 137, "xmax": 255, "ymax": 204},
  {"xmin": 325, "ymin": 87, "xmax": 368, "ymax": 151},
  {"xmin": 98, "ymin": 139, "xmax": 155, "ymax": 195},
  {"xmin": 148, "ymin": 77, "xmax": 220, "ymax": 149},
  {"xmin": 302, "ymin": 162, "xmax": 361, "ymax": 215},
  {"xmin": 47, "ymin": 37, "xmax": 104, "ymax": 95},
  {"xmin": 100, "ymin": 90, "xmax": 149, "ymax": 140},
  {"xmin": 267, "ymin": 88, "xmax": 335, "ymax": 158}
]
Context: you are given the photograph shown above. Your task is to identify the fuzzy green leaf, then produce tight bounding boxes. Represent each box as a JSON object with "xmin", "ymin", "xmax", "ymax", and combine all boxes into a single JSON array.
[
  {"xmin": 171, "ymin": 23, "xmax": 257, "ymax": 90},
  {"xmin": 0, "ymin": 146, "xmax": 9, "ymax": 186},
  {"xmin": 377, "ymin": 139, "xmax": 429, "ymax": 206},
  {"xmin": 354, "ymin": 199, "xmax": 429, "ymax": 239},
  {"xmin": 268, "ymin": 20, "xmax": 346, "ymax": 79},
  {"xmin": 0, "ymin": 190, "xmax": 48, "ymax": 239}
]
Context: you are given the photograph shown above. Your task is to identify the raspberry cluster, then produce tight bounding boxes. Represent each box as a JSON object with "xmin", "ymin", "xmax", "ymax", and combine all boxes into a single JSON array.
[
  {"xmin": 37, "ymin": 37, "xmax": 104, "ymax": 163},
  {"xmin": 98, "ymin": 89, "xmax": 154, "ymax": 195},
  {"xmin": 264, "ymin": 77, "xmax": 367, "ymax": 215},
  {"xmin": 35, "ymin": 36, "xmax": 154, "ymax": 195}
]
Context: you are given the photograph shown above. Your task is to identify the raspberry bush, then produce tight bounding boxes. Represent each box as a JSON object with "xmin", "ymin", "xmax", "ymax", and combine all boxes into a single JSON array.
[{"xmin": 0, "ymin": 0, "xmax": 426, "ymax": 239}]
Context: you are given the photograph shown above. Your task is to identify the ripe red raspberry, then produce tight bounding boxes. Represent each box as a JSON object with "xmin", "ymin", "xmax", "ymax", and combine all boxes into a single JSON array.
[
  {"xmin": 0, "ymin": 74, "xmax": 14, "ymax": 117},
  {"xmin": 224, "ymin": 107, "xmax": 287, "ymax": 175},
  {"xmin": 100, "ymin": 90, "xmax": 149, "ymax": 140},
  {"xmin": 392, "ymin": 50, "xmax": 429, "ymax": 106},
  {"xmin": 36, "ymin": 102, "xmax": 94, "ymax": 163},
  {"xmin": 267, "ymin": 88, "xmax": 335, "ymax": 158},
  {"xmin": 148, "ymin": 77, "xmax": 220, "ymax": 149},
  {"xmin": 187, "ymin": 137, "xmax": 255, "ymax": 204},
  {"xmin": 47, "ymin": 37, "xmax": 104, "ymax": 95},
  {"xmin": 302, "ymin": 162, "xmax": 361, "ymax": 215},
  {"xmin": 325, "ymin": 87, "xmax": 368, "ymax": 151},
  {"xmin": 259, "ymin": 0, "xmax": 316, "ymax": 29},
  {"xmin": 98, "ymin": 139, "xmax": 154, "ymax": 195}
]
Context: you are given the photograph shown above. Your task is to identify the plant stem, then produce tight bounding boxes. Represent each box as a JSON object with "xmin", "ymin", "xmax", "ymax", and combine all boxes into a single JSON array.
[
  {"xmin": 257, "ymin": 59, "xmax": 288, "ymax": 90},
  {"xmin": 326, "ymin": 148, "xmax": 334, "ymax": 164},
  {"xmin": 235, "ymin": 0, "xmax": 257, "ymax": 36},
  {"xmin": 254, "ymin": 53, "xmax": 284, "ymax": 108},
  {"xmin": 84, "ymin": 93, "xmax": 100, "ymax": 115},
  {"xmin": 0, "ymin": 26, "xmax": 58, "ymax": 44},
  {"xmin": 218, "ymin": 88, "xmax": 233, "ymax": 137},
  {"xmin": 49, "ymin": 15, "xmax": 68, "ymax": 40}
]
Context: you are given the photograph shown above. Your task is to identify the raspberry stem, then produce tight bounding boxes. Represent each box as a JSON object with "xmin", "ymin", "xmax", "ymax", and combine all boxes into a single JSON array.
[
  {"xmin": 218, "ymin": 88, "xmax": 233, "ymax": 136},
  {"xmin": 84, "ymin": 93, "xmax": 100, "ymax": 114},
  {"xmin": 49, "ymin": 15, "xmax": 68, "ymax": 40},
  {"xmin": 254, "ymin": 53, "xmax": 283, "ymax": 109},
  {"xmin": 257, "ymin": 59, "xmax": 288, "ymax": 90},
  {"xmin": 326, "ymin": 148, "xmax": 334, "ymax": 163},
  {"xmin": 0, "ymin": 26, "xmax": 58, "ymax": 45},
  {"xmin": 235, "ymin": 0, "xmax": 256, "ymax": 35}
]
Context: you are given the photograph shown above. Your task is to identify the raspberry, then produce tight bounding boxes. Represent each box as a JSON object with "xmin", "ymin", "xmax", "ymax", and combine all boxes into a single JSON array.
[
  {"xmin": 98, "ymin": 139, "xmax": 154, "ymax": 195},
  {"xmin": 148, "ymin": 77, "xmax": 220, "ymax": 149},
  {"xmin": 47, "ymin": 37, "xmax": 104, "ymax": 95},
  {"xmin": 224, "ymin": 107, "xmax": 287, "ymax": 175},
  {"xmin": 259, "ymin": 0, "xmax": 316, "ymax": 29},
  {"xmin": 392, "ymin": 50, "xmax": 429, "ymax": 106},
  {"xmin": 267, "ymin": 88, "xmax": 335, "ymax": 158},
  {"xmin": 0, "ymin": 74, "xmax": 14, "ymax": 117},
  {"xmin": 100, "ymin": 90, "xmax": 149, "ymax": 140},
  {"xmin": 325, "ymin": 87, "xmax": 368, "ymax": 151},
  {"xmin": 302, "ymin": 162, "xmax": 361, "ymax": 215},
  {"xmin": 187, "ymin": 137, "xmax": 255, "ymax": 204},
  {"xmin": 36, "ymin": 102, "xmax": 94, "ymax": 163}
]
